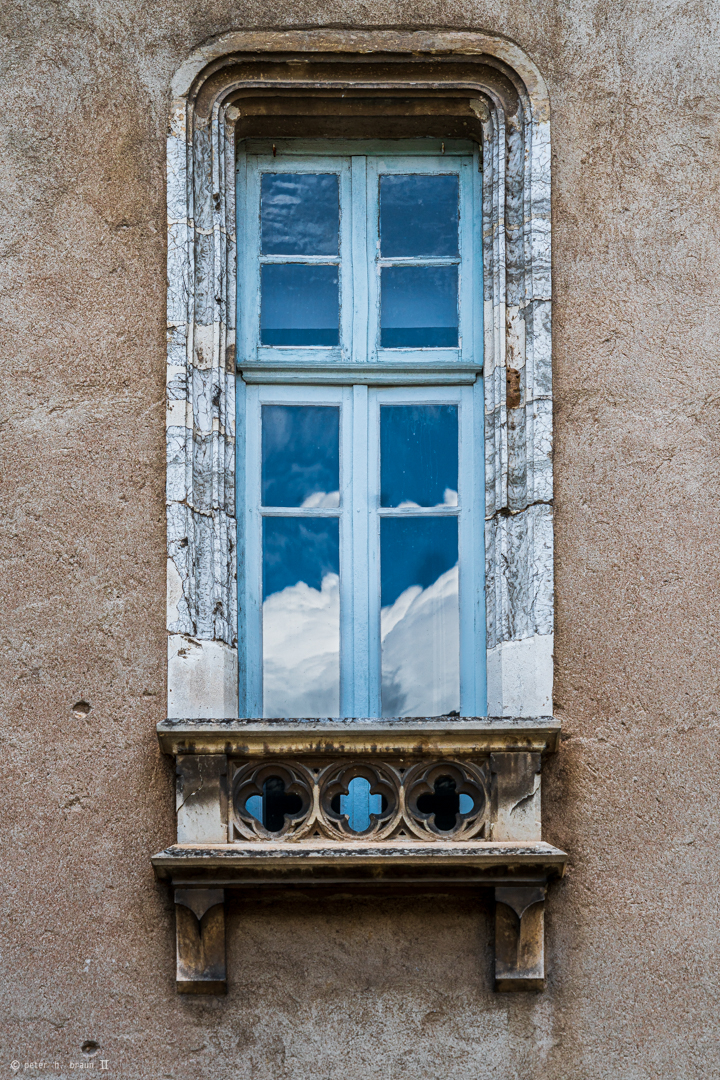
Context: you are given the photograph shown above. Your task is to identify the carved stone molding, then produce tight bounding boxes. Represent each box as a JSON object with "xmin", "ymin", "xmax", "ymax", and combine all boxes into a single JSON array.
[
  {"xmin": 159, "ymin": 716, "xmax": 561, "ymax": 756},
  {"xmin": 165, "ymin": 29, "xmax": 554, "ymax": 720},
  {"xmin": 230, "ymin": 757, "xmax": 490, "ymax": 842},
  {"xmin": 233, "ymin": 760, "xmax": 314, "ymax": 840},
  {"xmin": 319, "ymin": 761, "xmax": 401, "ymax": 841},
  {"xmin": 404, "ymin": 759, "xmax": 489, "ymax": 841}
]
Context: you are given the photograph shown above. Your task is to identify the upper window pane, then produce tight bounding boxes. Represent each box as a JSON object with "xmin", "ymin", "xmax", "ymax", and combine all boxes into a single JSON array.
[
  {"xmin": 380, "ymin": 174, "xmax": 459, "ymax": 257},
  {"xmin": 261, "ymin": 173, "xmax": 339, "ymax": 255},
  {"xmin": 260, "ymin": 264, "xmax": 339, "ymax": 346},
  {"xmin": 380, "ymin": 405, "xmax": 458, "ymax": 508},
  {"xmin": 262, "ymin": 405, "xmax": 340, "ymax": 508},
  {"xmin": 380, "ymin": 266, "xmax": 458, "ymax": 348}
]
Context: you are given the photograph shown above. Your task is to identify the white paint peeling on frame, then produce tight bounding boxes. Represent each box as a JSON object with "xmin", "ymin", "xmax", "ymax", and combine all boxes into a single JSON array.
[{"xmin": 166, "ymin": 30, "xmax": 554, "ymax": 721}]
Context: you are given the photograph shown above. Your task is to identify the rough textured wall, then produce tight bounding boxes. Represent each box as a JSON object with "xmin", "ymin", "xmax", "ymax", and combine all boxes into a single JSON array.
[{"xmin": 1, "ymin": 2, "xmax": 719, "ymax": 1078}]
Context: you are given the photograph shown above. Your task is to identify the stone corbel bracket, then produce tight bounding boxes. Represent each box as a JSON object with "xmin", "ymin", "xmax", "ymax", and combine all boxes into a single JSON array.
[{"xmin": 152, "ymin": 718, "xmax": 567, "ymax": 994}]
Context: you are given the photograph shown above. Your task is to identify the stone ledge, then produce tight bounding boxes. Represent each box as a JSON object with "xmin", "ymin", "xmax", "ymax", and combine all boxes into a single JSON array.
[
  {"xmin": 157, "ymin": 716, "xmax": 561, "ymax": 757},
  {"xmin": 151, "ymin": 840, "xmax": 567, "ymax": 885}
]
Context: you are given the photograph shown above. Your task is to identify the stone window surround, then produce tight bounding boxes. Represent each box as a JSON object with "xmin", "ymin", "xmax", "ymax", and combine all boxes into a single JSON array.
[
  {"xmin": 165, "ymin": 28, "xmax": 553, "ymax": 723},
  {"xmin": 158, "ymin": 29, "xmax": 562, "ymax": 996}
]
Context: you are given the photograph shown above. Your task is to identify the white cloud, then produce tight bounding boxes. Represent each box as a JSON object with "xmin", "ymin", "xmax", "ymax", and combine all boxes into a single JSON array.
[
  {"xmin": 300, "ymin": 490, "xmax": 340, "ymax": 508},
  {"xmin": 261, "ymin": 564, "xmax": 460, "ymax": 719},
  {"xmin": 381, "ymin": 563, "xmax": 459, "ymax": 717},
  {"xmin": 396, "ymin": 488, "xmax": 458, "ymax": 510},
  {"xmin": 262, "ymin": 573, "xmax": 340, "ymax": 716}
]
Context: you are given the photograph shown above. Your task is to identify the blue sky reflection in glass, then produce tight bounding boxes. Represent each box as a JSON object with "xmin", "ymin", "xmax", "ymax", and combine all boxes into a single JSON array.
[
  {"xmin": 262, "ymin": 517, "xmax": 340, "ymax": 717},
  {"xmin": 261, "ymin": 265, "xmax": 339, "ymax": 346},
  {"xmin": 261, "ymin": 173, "xmax": 339, "ymax": 255},
  {"xmin": 262, "ymin": 405, "xmax": 340, "ymax": 508},
  {"xmin": 260, "ymin": 172, "xmax": 340, "ymax": 346},
  {"xmin": 380, "ymin": 516, "xmax": 459, "ymax": 717},
  {"xmin": 239, "ymin": 144, "xmax": 484, "ymax": 719},
  {"xmin": 380, "ymin": 174, "xmax": 459, "ymax": 348},
  {"xmin": 381, "ymin": 266, "xmax": 458, "ymax": 348},
  {"xmin": 380, "ymin": 405, "xmax": 458, "ymax": 507},
  {"xmin": 380, "ymin": 174, "xmax": 458, "ymax": 257}
]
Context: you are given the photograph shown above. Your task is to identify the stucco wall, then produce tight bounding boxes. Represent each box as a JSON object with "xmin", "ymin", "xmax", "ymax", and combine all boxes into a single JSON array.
[{"xmin": 1, "ymin": 2, "xmax": 719, "ymax": 1078}]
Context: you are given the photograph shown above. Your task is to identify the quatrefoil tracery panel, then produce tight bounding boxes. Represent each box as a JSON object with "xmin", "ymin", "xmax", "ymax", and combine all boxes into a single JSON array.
[
  {"xmin": 403, "ymin": 760, "xmax": 489, "ymax": 841},
  {"xmin": 232, "ymin": 761, "xmax": 314, "ymax": 840},
  {"xmin": 231, "ymin": 759, "xmax": 490, "ymax": 842}
]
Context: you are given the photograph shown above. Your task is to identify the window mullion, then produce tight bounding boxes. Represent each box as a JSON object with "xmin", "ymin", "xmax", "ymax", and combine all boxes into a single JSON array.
[
  {"xmin": 240, "ymin": 158, "xmax": 259, "ymax": 366},
  {"xmin": 243, "ymin": 384, "xmax": 263, "ymax": 717},
  {"xmin": 472, "ymin": 378, "xmax": 487, "ymax": 714},
  {"xmin": 339, "ymin": 385, "xmax": 355, "ymax": 717},
  {"xmin": 350, "ymin": 156, "xmax": 368, "ymax": 364},
  {"xmin": 365, "ymin": 389, "xmax": 381, "ymax": 715},
  {"xmin": 347, "ymin": 383, "xmax": 372, "ymax": 715},
  {"xmin": 458, "ymin": 157, "xmax": 475, "ymax": 362},
  {"xmin": 458, "ymin": 384, "xmax": 475, "ymax": 716},
  {"xmin": 473, "ymin": 145, "xmax": 484, "ymax": 364}
]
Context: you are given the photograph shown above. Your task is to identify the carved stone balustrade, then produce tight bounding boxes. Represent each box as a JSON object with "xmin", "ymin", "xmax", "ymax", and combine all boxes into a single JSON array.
[{"xmin": 152, "ymin": 717, "xmax": 566, "ymax": 994}]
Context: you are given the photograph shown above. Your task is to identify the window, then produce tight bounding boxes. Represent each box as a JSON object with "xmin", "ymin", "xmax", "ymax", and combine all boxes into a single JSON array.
[
  {"xmin": 236, "ymin": 140, "xmax": 485, "ymax": 718},
  {"xmin": 160, "ymin": 31, "xmax": 560, "ymax": 996}
]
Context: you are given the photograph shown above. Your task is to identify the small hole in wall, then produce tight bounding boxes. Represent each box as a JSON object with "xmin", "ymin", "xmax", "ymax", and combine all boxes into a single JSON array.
[
  {"xmin": 72, "ymin": 700, "xmax": 91, "ymax": 717},
  {"xmin": 506, "ymin": 367, "xmax": 521, "ymax": 409},
  {"xmin": 81, "ymin": 1042, "xmax": 100, "ymax": 1057}
]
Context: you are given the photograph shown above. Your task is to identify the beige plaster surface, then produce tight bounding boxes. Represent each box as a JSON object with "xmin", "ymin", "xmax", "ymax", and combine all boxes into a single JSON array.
[{"xmin": 1, "ymin": 1, "xmax": 719, "ymax": 1077}]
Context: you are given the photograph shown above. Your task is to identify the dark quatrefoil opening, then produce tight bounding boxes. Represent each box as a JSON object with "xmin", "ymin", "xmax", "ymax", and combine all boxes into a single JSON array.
[
  {"xmin": 246, "ymin": 776, "xmax": 303, "ymax": 833},
  {"xmin": 416, "ymin": 775, "xmax": 474, "ymax": 832},
  {"xmin": 330, "ymin": 776, "xmax": 388, "ymax": 833}
]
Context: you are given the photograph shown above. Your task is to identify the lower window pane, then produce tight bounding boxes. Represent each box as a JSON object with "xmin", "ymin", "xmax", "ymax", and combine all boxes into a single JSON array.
[
  {"xmin": 262, "ymin": 517, "xmax": 340, "ymax": 717},
  {"xmin": 380, "ymin": 266, "xmax": 458, "ymax": 348},
  {"xmin": 380, "ymin": 517, "xmax": 459, "ymax": 717},
  {"xmin": 260, "ymin": 264, "xmax": 339, "ymax": 346}
]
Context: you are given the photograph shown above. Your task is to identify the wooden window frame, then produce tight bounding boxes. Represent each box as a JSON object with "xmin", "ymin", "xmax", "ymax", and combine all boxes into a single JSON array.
[
  {"xmin": 241, "ymin": 381, "xmax": 485, "ymax": 717},
  {"xmin": 238, "ymin": 140, "xmax": 485, "ymax": 718}
]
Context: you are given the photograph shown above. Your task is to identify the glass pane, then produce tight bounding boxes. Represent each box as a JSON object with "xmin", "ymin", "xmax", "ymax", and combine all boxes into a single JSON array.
[
  {"xmin": 263, "ymin": 518, "xmax": 340, "ymax": 717},
  {"xmin": 380, "ymin": 266, "xmax": 458, "ymax": 348},
  {"xmin": 261, "ymin": 264, "xmax": 339, "ymax": 346},
  {"xmin": 261, "ymin": 173, "xmax": 339, "ymax": 255},
  {"xmin": 262, "ymin": 405, "xmax": 340, "ymax": 508},
  {"xmin": 380, "ymin": 517, "xmax": 459, "ymax": 717},
  {"xmin": 381, "ymin": 405, "xmax": 458, "ymax": 508},
  {"xmin": 380, "ymin": 174, "xmax": 459, "ymax": 257}
]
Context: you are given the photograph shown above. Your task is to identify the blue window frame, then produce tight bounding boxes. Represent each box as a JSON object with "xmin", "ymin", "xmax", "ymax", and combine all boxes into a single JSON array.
[{"xmin": 237, "ymin": 139, "xmax": 485, "ymax": 719}]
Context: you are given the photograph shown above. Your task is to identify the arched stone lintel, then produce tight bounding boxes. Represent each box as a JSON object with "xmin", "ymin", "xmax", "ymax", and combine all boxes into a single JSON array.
[{"xmin": 170, "ymin": 29, "xmax": 550, "ymax": 122}]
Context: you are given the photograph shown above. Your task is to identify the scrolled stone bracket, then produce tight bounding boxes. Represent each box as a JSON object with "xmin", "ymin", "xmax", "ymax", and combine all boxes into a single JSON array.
[
  {"xmin": 174, "ymin": 887, "xmax": 226, "ymax": 994},
  {"xmin": 494, "ymin": 885, "xmax": 547, "ymax": 991}
]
